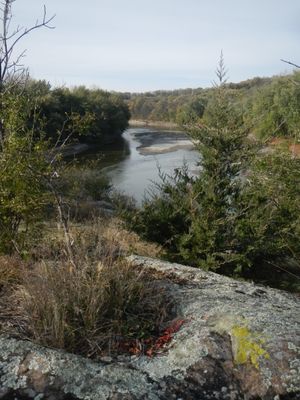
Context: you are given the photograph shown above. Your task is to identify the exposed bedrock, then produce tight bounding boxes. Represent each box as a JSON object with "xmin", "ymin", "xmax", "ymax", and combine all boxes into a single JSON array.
[{"xmin": 0, "ymin": 256, "xmax": 299, "ymax": 399}]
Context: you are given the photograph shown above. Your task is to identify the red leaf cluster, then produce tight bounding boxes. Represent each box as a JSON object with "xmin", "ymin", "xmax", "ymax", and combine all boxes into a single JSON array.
[
  {"xmin": 145, "ymin": 318, "xmax": 186, "ymax": 356},
  {"xmin": 117, "ymin": 318, "xmax": 186, "ymax": 357}
]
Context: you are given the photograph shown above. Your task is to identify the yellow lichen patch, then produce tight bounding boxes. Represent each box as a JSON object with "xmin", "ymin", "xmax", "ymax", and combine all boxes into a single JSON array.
[{"xmin": 231, "ymin": 326, "xmax": 270, "ymax": 369}]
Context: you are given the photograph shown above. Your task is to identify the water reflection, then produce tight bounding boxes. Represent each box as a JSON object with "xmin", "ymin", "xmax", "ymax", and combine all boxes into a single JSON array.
[
  {"xmin": 102, "ymin": 128, "xmax": 199, "ymax": 202},
  {"xmin": 79, "ymin": 134, "xmax": 131, "ymax": 167},
  {"xmin": 75, "ymin": 127, "xmax": 199, "ymax": 202}
]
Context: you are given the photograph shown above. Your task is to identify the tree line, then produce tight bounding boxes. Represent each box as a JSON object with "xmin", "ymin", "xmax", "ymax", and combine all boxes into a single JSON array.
[
  {"xmin": 125, "ymin": 72, "xmax": 300, "ymax": 140},
  {"xmin": 24, "ymin": 80, "xmax": 130, "ymax": 145}
]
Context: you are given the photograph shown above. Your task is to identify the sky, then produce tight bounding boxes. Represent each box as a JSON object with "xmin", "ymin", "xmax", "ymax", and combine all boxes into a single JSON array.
[{"xmin": 11, "ymin": 0, "xmax": 300, "ymax": 92}]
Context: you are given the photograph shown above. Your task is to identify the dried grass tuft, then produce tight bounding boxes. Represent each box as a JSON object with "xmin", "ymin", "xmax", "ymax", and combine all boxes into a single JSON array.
[
  {"xmin": 1, "ymin": 217, "xmax": 173, "ymax": 358},
  {"xmin": 15, "ymin": 258, "xmax": 171, "ymax": 358}
]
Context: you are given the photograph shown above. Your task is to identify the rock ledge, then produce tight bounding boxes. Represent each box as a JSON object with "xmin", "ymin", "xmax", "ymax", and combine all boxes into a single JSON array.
[{"xmin": 0, "ymin": 256, "xmax": 299, "ymax": 399}]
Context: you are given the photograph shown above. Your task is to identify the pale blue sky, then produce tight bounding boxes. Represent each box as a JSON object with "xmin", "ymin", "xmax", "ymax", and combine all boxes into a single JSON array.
[{"xmin": 13, "ymin": 0, "xmax": 300, "ymax": 92}]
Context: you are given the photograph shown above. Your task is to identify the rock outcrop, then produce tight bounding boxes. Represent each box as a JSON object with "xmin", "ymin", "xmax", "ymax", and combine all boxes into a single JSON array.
[{"xmin": 0, "ymin": 256, "xmax": 299, "ymax": 399}]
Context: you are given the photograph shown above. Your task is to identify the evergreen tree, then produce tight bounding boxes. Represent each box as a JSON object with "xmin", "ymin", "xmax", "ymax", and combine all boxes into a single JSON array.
[{"xmin": 126, "ymin": 55, "xmax": 300, "ymax": 283}]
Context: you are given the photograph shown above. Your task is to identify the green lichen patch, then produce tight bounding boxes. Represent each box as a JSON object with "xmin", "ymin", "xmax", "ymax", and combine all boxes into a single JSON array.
[{"xmin": 231, "ymin": 326, "xmax": 270, "ymax": 369}]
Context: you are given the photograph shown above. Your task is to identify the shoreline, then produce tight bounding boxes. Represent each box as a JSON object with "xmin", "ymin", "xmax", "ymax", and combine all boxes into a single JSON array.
[
  {"xmin": 129, "ymin": 119, "xmax": 179, "ymax": 130},
  {"xmin": 131, "ymin": 128, "xmax": 194, "ymax": 155},
  {"xmin": 138, "ymin": 141, "xmax": 195, "ymax": 155}
]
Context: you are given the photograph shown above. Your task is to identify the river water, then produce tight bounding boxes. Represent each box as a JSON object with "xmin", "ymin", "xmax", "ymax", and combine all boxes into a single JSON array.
[{"xmin": 87, "ymin": 127, "xmax": 200, "ymax": 202}]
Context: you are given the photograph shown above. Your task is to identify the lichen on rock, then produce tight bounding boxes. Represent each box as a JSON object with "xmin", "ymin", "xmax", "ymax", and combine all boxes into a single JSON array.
[{"xmin": 231, "ymin": 325, "xmax": 270, "ymax": 369}]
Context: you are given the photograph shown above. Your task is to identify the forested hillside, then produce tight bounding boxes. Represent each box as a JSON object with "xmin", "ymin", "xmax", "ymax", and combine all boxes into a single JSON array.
[
  {"xmin": 23, "ymin": 71, "xmax": 300, "ymax": 144},
  {"xmin": 125, "ymin": 72, "xmax": 300, "ymax": 140}
]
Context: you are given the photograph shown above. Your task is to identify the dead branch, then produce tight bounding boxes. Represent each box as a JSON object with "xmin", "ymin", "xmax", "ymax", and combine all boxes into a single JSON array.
[{"xmin": 281, "ymin": 59, "xmax": 300, "ymax": 69}]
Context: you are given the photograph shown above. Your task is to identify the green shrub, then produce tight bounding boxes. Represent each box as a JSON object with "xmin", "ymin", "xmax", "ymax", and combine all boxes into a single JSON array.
[
  {"xmin": 124, "ymin": 167, "xmax": 192, "ymax": 253},
  {"xmin": 58, "ymin": 163, "xmax": 111, "ymax": 202},
  {"xmin": 0, "ymin": 95, "xmax": 52, "ymax": 254},
  {"xmin": 235, "ymin": 149, "xmax": 300, "ymax": 269}
]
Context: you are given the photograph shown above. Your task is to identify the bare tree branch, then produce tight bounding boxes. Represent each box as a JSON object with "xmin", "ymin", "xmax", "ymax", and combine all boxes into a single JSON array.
[
  {"xmin": 281, "ymin": 59, "xmax": 300, "ymax": 69},
  {"xmin": 0, "ymin": 1, "xmax": 55, "ymax": 86},
  {"xmin": 0, "ymin": 0, "xmax": 55, "ymax": 142},
  {"xmin": 6, "ymin": 6, "xmax": 55, "ymax": 60}
]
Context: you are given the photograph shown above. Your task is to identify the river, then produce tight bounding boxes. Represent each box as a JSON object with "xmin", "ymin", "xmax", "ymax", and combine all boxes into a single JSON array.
[{"xmin": 84, "ymin": 127, "xmax": 200, "ymax": 203}]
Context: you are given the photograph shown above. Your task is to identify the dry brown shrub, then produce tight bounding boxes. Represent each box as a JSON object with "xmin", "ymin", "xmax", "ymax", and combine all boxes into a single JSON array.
[
  {"xmin": 100, "ymin": 218, "xmax": 163, "ymax": 258},
  {"xmin": 0, "ymin": 256, "xmax": 27, "ymax": 334},
  {"xmin": 30, "ymin": 217, "xmax": 162, "ymax": 264},
  {"xmin": 0, "ymin": 255, "xmax": 25, "ymax": 290}
]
